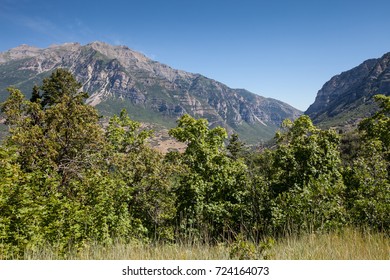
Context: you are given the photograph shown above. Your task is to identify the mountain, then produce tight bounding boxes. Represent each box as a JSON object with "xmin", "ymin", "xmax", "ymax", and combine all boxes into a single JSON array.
[
  {"xmin": 0, "ymin": 42, "xmax": 301, "ymax": 143},
  {"xmin": 305, "ymin": 52, "xmax": 390, "ymax": 127}
]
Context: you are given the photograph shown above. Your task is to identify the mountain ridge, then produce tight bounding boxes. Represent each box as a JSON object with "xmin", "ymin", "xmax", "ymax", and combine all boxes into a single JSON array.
[
  {"xmin": 305, "ymin": 52, "xmax": 390, "ymax": 127},
  {"xmin": 0, "ymin": 41, "xmax": 302, "ymax": 143}
]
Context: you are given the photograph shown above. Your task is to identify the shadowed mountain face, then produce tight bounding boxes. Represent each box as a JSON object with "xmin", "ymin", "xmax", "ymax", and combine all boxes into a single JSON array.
[
  {"xmin": 0, "ymin": 42, "xmax": 301, "ymax": 143},
  {"xmin": 305, "ymin": 52, "xmax": 390, "ymax": 127}
]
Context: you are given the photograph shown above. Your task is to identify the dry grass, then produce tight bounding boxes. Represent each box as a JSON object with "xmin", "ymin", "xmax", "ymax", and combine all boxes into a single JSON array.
[
  {"xmin": 269, "ymin": 228, "xmax": 390, "ymax": 260},
  {"xmin": 23, "ymin": 241, "xmax": 230, "ymax": 260},
  {"xmin": 147, "ymin": 128, "xmax": 187, "ymax": 154},
  {"xmin": 18, "ymin": 228, "xmax": 390, "ymax": 260}
]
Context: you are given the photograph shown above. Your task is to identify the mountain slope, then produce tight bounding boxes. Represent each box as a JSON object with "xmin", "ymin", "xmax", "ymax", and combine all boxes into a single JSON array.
[
  {"xmin": 0, "ymin": 42, "xmax": 302, "ymax": 143},
  {"xmin": 305, "ymin": 52, "xmax": 390, "ymax": 127}
]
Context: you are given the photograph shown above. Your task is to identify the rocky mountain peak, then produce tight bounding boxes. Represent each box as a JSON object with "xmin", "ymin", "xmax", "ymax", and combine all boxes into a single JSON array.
[
  {"xmin": 86, "ymin": 41, "xmax": 148, "ymax": 64},
  {"xmin": 0, "ymin": 42, "xmax": 302, "ymax": 143},
  {"xmin": 305, "ymin": 52, "xmax": 390, "ymax": 127},
  {"xmin": 84, "ymin": 41, "xmax": 192, "ymax": 83},
  {"xmin": 0, "ymin": 44, "xmax": 41, "ymax": 62}
]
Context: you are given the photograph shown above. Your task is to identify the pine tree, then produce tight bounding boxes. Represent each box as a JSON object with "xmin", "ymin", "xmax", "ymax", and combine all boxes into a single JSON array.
[
  {"xmin": 30, "ymin": 84, "xmax": 41, "ymax": 103},
  {"xmin": 1, "ymin": 69, "xmax": 103, "ymax": 190},
  {"xmin": 227, "ymin": 133, "xmax": 246, "ymax": 160}
]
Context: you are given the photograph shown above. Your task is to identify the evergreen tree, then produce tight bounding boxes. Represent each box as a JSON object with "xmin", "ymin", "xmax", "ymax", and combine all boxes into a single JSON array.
[
  {"xmin": 40, "ymin": 68, "xmax": 88, "ymax": 108},
  {"xmin": 30, "ymin": 85, "xmax": 41, "ymax": 103},
  {"xmin": 2, "ymin": 69, "xmax": 104, "ymax": 189},
  {"xmin": 227, "ymin": 133, "xmax": 246, "ymax": 160},
  {"xmin": 0, "ymin": 70, "xmax": 110, "ymax": 255}
]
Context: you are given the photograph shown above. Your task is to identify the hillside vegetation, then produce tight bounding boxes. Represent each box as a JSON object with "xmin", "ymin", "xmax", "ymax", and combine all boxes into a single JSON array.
[{"xmin": 0, "ymin": 70, "xmax": 389, "ymax": 259}]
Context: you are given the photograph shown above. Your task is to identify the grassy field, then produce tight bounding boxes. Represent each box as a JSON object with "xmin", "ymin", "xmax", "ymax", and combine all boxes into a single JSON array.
[
  {"xmin": 15, "ymin": 228, "xmax": 389, "ymax": 260},
  {"xmin": 269, "ymin": 228, "xmax": 389, "ymax": 260}
]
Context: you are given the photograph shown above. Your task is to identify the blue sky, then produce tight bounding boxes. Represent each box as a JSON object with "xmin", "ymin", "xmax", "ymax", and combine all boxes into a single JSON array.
[{"xmin": 1, "ymin": 0, "xmax": 390, "ymax": 111}]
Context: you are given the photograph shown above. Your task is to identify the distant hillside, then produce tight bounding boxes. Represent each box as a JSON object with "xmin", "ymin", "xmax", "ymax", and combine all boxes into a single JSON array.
[
  {"xmin": 305, "ymin": 52, "xmax": 390, "ymax": 128},
  {"xmin": 0, "ymin": 42, "xmax": 301, "ymax": 143}
]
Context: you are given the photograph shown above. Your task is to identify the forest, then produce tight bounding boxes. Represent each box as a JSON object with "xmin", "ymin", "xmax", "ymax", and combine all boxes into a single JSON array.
[{"xmin": 0, "ymin": 69, "xmax": 389, "ymax": 259}]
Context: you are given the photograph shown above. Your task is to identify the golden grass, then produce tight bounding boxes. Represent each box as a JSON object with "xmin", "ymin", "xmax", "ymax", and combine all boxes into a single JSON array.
[
  {"xmin": 23, "ymin": 241, "xmax": 230, "ymax": 260},
  {"xmin": 269, "ymin": 228, "xmax": 390, "ymax": 260},
  {"xmin": 16, "ymin": 228, "xmax": 390, "ymax": 260}
]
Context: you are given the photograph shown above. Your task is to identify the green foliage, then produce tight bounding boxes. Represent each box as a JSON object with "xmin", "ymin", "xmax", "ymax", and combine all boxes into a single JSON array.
[
  {"xmin": 344, "ymin": 140, "xmax": 390, "ymax": 231},
  {"xmin": 229, "ymin": 234, "xmax": 274, "ymax": 260},
  {"xmin": 0, "ymin": 70, "xmax": 175, "ymax": 257},
  {"xmin": 227, "ymin": 133, "xmax": 246, "ymax": 160},
  {"xmin": 105, "ymin": 114, "xmax": 176, "ymax": 240},
  {"xmin": 228, "ymin": 234, "xmax": 257, "ymax": 260},
  {"xmin": 1, "ymin": 69, "xmax": 103, "ymax": 188},
  {"xmin": 339, "ymin": 130, "xmax": 361, "ymax": 166},
  {"xmin": 344, "ymin": 95, "xmax": 390, "ymax": 232},
  {"xmin": 0, "ymin": 146, "xmax": 42, "ymax": 257},
  {"xmin": 0, "ymin": 69, "xmax": 110, "ymax": 256},
  {"xmin": 1, "ymin": 71, "xmax": 389, "ymax": 259},
  {"xmin": 359, "ymin": 94, "xmax": 390, "ymax": 150},
  {"xmin": 270, "ymin": 115, "xmax": 346, "ymax": 233},
  {"xmin": 40, "ymin": 68, "xmax": 88, "ymax": 107},
  {"xmin": 30, "ymin": 85, "xmax": 40, "ymax": 103},
  {"xmin": 169, "ymin": 115, "xmax": 250, "ymax": 240},
  {"xmin": 105, "ymin": 109, "xmax": 152, "ymax": 153}
]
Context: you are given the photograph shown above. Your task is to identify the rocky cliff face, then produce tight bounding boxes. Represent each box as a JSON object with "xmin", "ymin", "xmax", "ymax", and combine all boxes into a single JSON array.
[
  {"xmin": 305, "ymin": 52, "xmax": 390, "ymax": 126},
  {"xmin": 0, "ymin": 42, "xmax": 302, "ymax": 142}
]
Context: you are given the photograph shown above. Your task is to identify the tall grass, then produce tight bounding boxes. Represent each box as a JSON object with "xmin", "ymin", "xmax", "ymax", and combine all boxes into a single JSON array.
[
  {"xmin": 6, "ymin": 228, "xmax": 389, "ymax": 260},
  {"xmin": 269, "ymin": 228, "xmax": 390, "ymax": 260},
  {"xmin": 22, "ymin": 241, "xmax": 231, "ymax": 260}
]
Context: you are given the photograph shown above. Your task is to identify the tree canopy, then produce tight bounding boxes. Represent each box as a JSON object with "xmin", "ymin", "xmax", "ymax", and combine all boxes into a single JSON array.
[{"xmin": 0, "ymin": 71, "xmax": 388, "ymax": 258}]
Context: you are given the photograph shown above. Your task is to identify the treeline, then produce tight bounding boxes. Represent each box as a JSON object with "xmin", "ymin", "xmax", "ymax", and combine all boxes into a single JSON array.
[{"xmin": 0, "ymin": 69, "xmax": 389, "ymax": 258}]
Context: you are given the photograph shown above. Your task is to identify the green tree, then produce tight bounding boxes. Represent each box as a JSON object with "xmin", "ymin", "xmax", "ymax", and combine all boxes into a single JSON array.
[
  {"xmin": 42, "ymin": 71, "xmax": 103, "ymax": 189},
  {"xmin": 243, "ymin": 149, "xmax": 275, "ymax": 237},
  {"xmin": 40, "ymin": 68, "xmax": 88, "ymax": 108},
  {"xmin": 344, "ymin": 140, "xmax": 389, "ymax": 231},
  {"xmin": 105, "ymin": 110, "xmax": 176, "ymax": 241},
  {"xmin": 1, "ymin": 69, "xmax": 104, "ymax": 190},
  {"xmin": 270, "ymin": 115, "xmax": 346, "ymax": 234},
  {"xmin": 169, "ymin": 114, "xmax": 250, "ymax": 240},
  {"xmin": 344, "ymin": 94, "xmax": 390, "ymax": 231},
  {"xmin": 1, "ymin": 87, "xmax": 48, "ymax": 171},
  {"xmin": 30, "ymin": 84, "xmax": 41, "ymax": 103},
  {"xmin": 0, "ymin": 70, "xmax": 117, "ymax": 256},
  {"xmin": 359, "ymin": 94, "xmax": 390, "ymax": 150},
  {"xmin": 227, "ymin": 133, "xmax": 246, "ymax": 160},
  {"xmin": 0, "ymin": 146, "xmax": 42, "ymax": 257}
]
